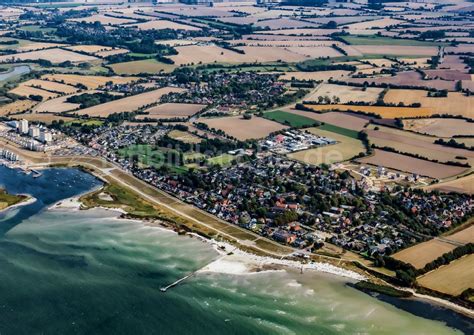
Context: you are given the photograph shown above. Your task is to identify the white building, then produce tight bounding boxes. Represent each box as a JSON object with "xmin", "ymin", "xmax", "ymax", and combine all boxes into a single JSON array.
[
  {"xmin": 39, "ymin": 131, "xmax": 52, "ymax": 143},
  {"xmin": 18, "ymin": 119, "xmax": 28, "ymax": 134},
  {"xmin": 29, "ymin": 127, "xmax": 40, "ymax": 138}
]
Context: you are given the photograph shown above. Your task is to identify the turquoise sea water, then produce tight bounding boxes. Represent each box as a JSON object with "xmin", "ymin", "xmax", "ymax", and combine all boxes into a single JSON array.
[{"xmin": 0, "ymin": 166, "xmax": 471, "ymax": 335}]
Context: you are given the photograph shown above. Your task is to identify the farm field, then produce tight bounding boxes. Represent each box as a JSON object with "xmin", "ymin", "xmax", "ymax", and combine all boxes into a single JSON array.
[
  {"xmin": 365, "ymin": 125, "xmax": 474, "ymax": 165},
  {"xmin": 288, "ymin": 127, "xmax": 365, "ymax": 165},
  {"xmin": 351, "ymin": 45, "xmax": 438, "ymax": 56},
  {"xmin": 0, "ymin": 99, "xmax": 36, "ymax": 116},
  {"xmin": 0, "ymin": 48, "xmax": 98, "ymax": 63},
  {"xmin": 9, "ymin": 112, "xmax": 76, "ymax": 124},
  {"xmin": 196, "ymin": 115, "xmax": 288, "ymax": 140},
  {"xmin": 425, "ymin": 174, "xmax": 474, "ymax": 195},
  {"xmin": 393, "ymin": 239, "xmax": 458, "ymax": 269},
  {"xmin": 384, "ymin": 90, "xmax": 474, "ymax": 118},
  {"xmin": 341, "ymin": 34, "xmax": 444, "ymax": 46},
  {"xmin": 305, "ymin": 84, "xmax": 383, "ymax": 104},
  {"xmin": 41, "ymin": 74, "xmax": 138, "ymax": 89},
  {"xmin": 278, "ymin": 70, "xmax": 350, "ymax": 81},
  {"xmin": 69, "ymin": 14, "xmax": 136, "ymax": 25},
  {"xmin": 170, "ymin": 45, "xmax": 307, "ymax": 65},
  {"xmin": 17, "ymin": 79, "xmax": 78, "ymax": 94},
  {"xmin": 417, "ymin": 255, "xmax": 474, "ymax": 296},
  {"xmin": 9, "ymin": 85, "xmax": 58, "ymax": 99},
  {"xmin": 138, "ymin": 103, "xmax": 206, "ymax": 120},
  {"xmin": 448, "ymin": 225, "xmax": 474, "ymax": 244},
  {"xmin": 403, "ymin": 118, "xmax": 474, "ymax": 137},
  {"xmin": 74, "ymin": 87, "xmax": 185, "ymax": 117},
  {"xmin": 357, "ymin": 149, "xmax": 467, "ymax": 179},
  {"xmin": 95, "ymin": 49, "xmax": 129, "ymax": 58},
  {"xmin": 283, "ymin": 109, "xmax": 371, "ymax": 131},
  {"xmin": 32, "ymin": 94, "xmax": 83, "ymax": 113},
  {"xmin": 264, "ymin": 110, "xmax": 320, "ymax": 127},
  {"xmin": 110, "ymin": 59, "xmax": 176, "ymax": 74},
  {"xmin": 168, "ymin": 130, "xmax": 201, "ymax": 144},
  {"xmin": 303, "ymin": 103, "xmax": 434, "ymax": 119},
  {"xmin": 66, "ymin": 45, "xmax": 114, "ymax": 54},
  {"xmin": 128, "ymin": 20, "xmax": 201, "ymax": 31},
  {"xmin": 0, "ymin": 37, "xmax": 62, "ymax": 52},
  {"xmin": 344, "ymin": 19, "xmax": 405, "ymax": 31}
]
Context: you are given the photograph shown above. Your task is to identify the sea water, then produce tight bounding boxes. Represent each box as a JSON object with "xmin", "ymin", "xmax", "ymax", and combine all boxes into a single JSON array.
[{"xmin": 0, "ymin": 166, "xmax": 470, "ymax": 335}]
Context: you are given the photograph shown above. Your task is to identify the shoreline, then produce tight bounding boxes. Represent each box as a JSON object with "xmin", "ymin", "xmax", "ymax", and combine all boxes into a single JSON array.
[
  {"xmin": 0, "ymin": 195, "xmax": 36, "ymax": 215},
  {"xmin": 50, "ymin": 193, "xmax": 474, "ymax": 319},
  {"xmin": 8, "ymin": 161, "xmax": 474, "ymax": 321},
  {"xmin": 50, "ymin": 195, "xmax": 366, "ymax": 281}
]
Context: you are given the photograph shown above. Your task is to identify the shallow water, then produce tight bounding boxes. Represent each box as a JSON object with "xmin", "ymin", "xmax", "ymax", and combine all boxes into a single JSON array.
[
  {"xmin": 0, "ymin": 166, "xmax": 469, "ymax": 334},
  {"xmin": 0, "ymin": 65, "xmax": 30, "ymax": 82}
]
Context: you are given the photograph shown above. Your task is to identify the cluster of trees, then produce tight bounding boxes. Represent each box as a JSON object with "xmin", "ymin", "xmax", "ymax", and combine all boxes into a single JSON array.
[
  {"xmin": 67, "ymin": 92, "xmax": 120, "ymax": 109},
  {"xmin": 419, "ymin": 243, "xmax": 473, "ymax": 275},
  {"xmin": 434, "ymin": 138, "xmax": 474, "ymax": 151},
  {"xmin": 55, "ymin": 21, "xmax": 180, "ymax": 57},
  {"xmin": 296, "ymin": 62, "xmax": 356, "ymax": 72}
]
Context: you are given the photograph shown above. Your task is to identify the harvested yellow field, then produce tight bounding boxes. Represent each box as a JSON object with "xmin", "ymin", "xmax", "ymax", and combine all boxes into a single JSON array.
[
  {"xmin": 17, "ymin": 42, "xmax": 65, "ymax": 52},
  {"xmin": 283, "ymin": 46, "xmax": 343, "ymax": 58},
  {"xmin": 305, "ymin": 84, "xmax": 383, "ymax": 104},
  {"xmin": 32, "ymin": 94, "xmax": 81, "ymax": 114},
  {"xmin": 0, "ymin": 48, "xmax": 98, "ymax": 64},
  {"xmin": 9, "ymin": 85, "xmax": 58, "ymax": 99},
  {"xmin": 110, "ymin": 59, "xmax": 176, "ymax": 75},
  {"xmin": 279, "ymin": 71, "xmax": 350, "ymax": 81},
  {"xmin": 231, "ymin": 40, "xmax": 339, "ymax": 47},
  {"xmin": 425, "ymin": 174, "xmax": 474, "ymax": 195},
  {"xmin": 353, "ymin": 45, "xmax": 438, "ymax": 56},
  {"xmin": 66, "ymin": 45, "xmax": 113, "ymax": 54},
  {"xmin": 19, "ymin": 79, "xmax": 78, "ymax": 94},
  {"xmin": 346, "ymin": 18, "xmax": 405, "ymax": 30},
  {"xmin": 41, "ymin": 74, "xmax": 138, "ymax": 89},
  {"xmin": 384, "ymin": 90, "xmax": 474, "ymax": 118},
  {"xmin": 129, "ymin": 20, "xmax": 201, "ymax": 31},
  {"xmin": 9, "ymin": 113, "xmax": 76, "ymax": 124},
  {"xmin": 403, "ymin": 118, "xmax": 474, "ymax": 137},
  {"xmin": 138, "ymin": 103, "xmax": 206, "ymax": 120},
  {"xmin": 197, "ymin": 115, "xmax": 288, "ymax": 140},
  {"xmin": 304, "ymin": 104, "xmax": 434, "ymax": 118},
  {"xmin": 365, "ymin": 124, "xmax": 474, "ymax": 165},
  {"xmin": 417, "ymin": 255, "xmax": 474, "ymax": 296},
  {"xmin": 168, "ymin": 130, "xmax": 201, "ymax": 144},
  {"xmin": 393, "ymin": 239, "xmax": 457, "ymax": 269},
  {"xmin": 0, "ymin": 99, "xmax": 36, "ymax": 116},
  {"xmin": 258, "ymin": 29, "xmax": 337, "ymax": 36},
  {"xmin": 70, "ymin": 14, "xmax": 136, "ymax": 25},
  {"xmin": 170, "ymin": 45, "xmax": 307, "ymax": 65},
  {"xmin": 288, "ymin": 127, "xmax": 365, "ymax": 165},
  {"xmin": 75, "ymin": 87, "xmax": 185, "ymax": 117},
  {"xmin": 94, "ymin": 48, "xmax": 129, "ymax": 58},
  {"xmin": 448, "ymin": 225, "xmax": 474, "ymax": 244}
]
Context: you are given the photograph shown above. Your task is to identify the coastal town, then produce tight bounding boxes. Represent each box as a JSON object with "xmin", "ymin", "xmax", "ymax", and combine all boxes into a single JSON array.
[{"xmin": 0, "ymin": 0, "xmax": 473, "ymax": 332}]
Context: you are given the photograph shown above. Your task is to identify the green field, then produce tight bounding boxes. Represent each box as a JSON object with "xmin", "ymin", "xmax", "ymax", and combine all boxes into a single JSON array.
[
  {"xmin": 17, "ymin": 25, "xmax": 56, "ymax": 34},
  {"xmin": 264, "ymin": 110, "xmax": 320, "ymax": 128},
  {"xmin": 117, "ymin": 144, "xmax": 188, "ymax": 173},
  {"xmin": 0, "ymin": 189, "xmax": 27, "ymax": 210},
  {"xmin": 318, "ymin": 123, "xmax": 360, "ymax": 139},
  {"xmin": 65, "ymin": 119, "xmax": 104, "ymax": 127},
  {"xmin": 341, "ymin": 35, "xmax": 447, "ymax": 47},
  {"xmin": 80, "ymin": 183, "xmax": 159, "ymax": 218},
  {"xmin": 206, "ymin": 153, "xmax": 236, "ymax": 166}
]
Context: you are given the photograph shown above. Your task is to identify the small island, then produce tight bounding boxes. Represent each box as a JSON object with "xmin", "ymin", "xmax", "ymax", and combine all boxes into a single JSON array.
[{"xmin": 0, "ymin": 188, "xmax": 29, "ymax": 211}]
